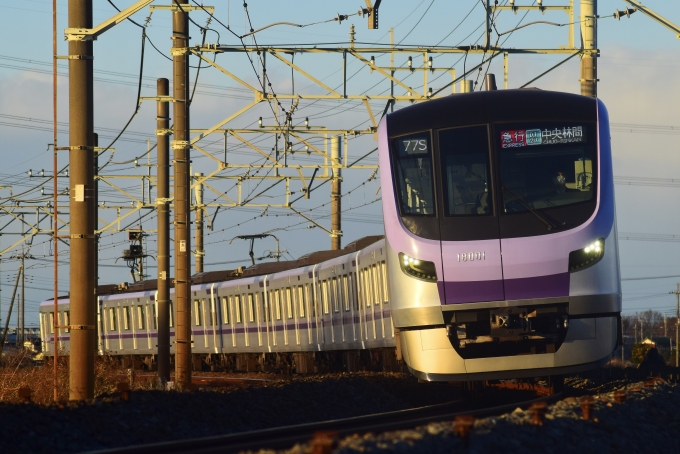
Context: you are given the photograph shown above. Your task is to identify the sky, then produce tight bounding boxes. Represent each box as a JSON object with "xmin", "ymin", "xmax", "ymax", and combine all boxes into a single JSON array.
[{"xmin": 0, "ymin": 0, "xmax": 679, "ymax": 326}]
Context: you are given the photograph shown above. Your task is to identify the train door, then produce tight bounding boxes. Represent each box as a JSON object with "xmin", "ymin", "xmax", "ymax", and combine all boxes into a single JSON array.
[{"xmin": 436, "ymin": 125, "xmax": 505, "ymax": 303}]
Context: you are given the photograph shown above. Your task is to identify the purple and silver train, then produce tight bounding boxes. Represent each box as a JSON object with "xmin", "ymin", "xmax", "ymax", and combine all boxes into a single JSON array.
[{"xmin": 380, "ymin": 89, "xmax": 621, "ymax": 381}]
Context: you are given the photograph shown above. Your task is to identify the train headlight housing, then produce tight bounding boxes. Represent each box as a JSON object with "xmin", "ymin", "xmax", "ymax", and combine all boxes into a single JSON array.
[
  {"xmin": 398, "ymin": 253, "xmax": 437, "ymax": 282},
  {"xmin": 569, "ymin": 238, "xmax": 605, "ymax": 272}
]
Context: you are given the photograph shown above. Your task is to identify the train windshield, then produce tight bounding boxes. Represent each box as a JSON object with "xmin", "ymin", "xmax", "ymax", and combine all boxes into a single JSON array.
[
  {"xmin": 439, "ymin": 125, "xmax": 492, "ymax": 216},
  {"xmin": 498, "ymin": 123, "xmax": 596, "ymax": 218},
  {"xmin": 392, "ymin": 132, "xmax": 435, "ymax": 216}
]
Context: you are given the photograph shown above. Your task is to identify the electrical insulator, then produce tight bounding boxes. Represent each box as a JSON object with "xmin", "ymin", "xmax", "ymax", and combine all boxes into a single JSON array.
[
  {"xmin": 428, "ymin": 57, "xmax": 433, "ymax": 68},
  {"xmin": 428, "ymin": 87, "xmax": 433, "ymax": 97},
  {"xmin": 306, "ymin": 145, "xmax": 310, "ymax": 155},
  {"xmin": 370, "ymin": 56, "xmax": 375, "ymax": 66},
  {"xmin": 259, "ymin": 117, "xmax": 263, "ymax": 128},
  {"xmin": 408, "ymin": 57, "xmax": 412, "ymax": 69},
  {"xmin": 305, "ymin": 117, "xmax": 309, "ymax": 128},
  {"xmin": 28, "ymin": 169, "xmax": 32, "ymax": 177},
  {"xmin": 40, "ymin": 169, "xmax": 44, "ymax": 177}
]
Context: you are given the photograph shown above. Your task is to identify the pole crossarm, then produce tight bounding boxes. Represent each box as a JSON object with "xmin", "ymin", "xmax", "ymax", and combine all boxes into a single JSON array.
[
  {"xmin": 623, "ymin": 0, "xmax": 680, "ymax": 38},
  {"xmin": 269, "ymin": 51, "xmax": 342, "ymax": 97},
  {"xmin": 64, "ymin": 0, "xmax": 154, "ymax": 41},
  {"xmin": 286, "ymin": 206, "xmax": 333, "ymax": 235}
]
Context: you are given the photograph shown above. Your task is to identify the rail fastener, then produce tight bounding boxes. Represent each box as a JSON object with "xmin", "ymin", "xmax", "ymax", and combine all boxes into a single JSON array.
[
  {"xmin": 579, "ymin": 395, "xmax": 594, "ymax": 420},
  {"xmin": 613, "ymin": 389, "xmax": 627, "ymax": 403},
  {"xmin": 310, "ymin": 431, "xmax": 338, "ymax": 454},
  {"xmin": 453, "ymin": 415, "xmax": 475, "ymax": 446},
  {"xmin": 529, "ymin": 401, "xmax": 548, "ymax": 425}
]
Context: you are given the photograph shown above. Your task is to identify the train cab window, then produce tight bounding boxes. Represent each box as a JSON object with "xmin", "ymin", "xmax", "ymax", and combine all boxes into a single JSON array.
[
  {"xmin": 498, "ymin": 123, "xmax": 596, "ymax": 214},
  {"xmin": 392, "ymin": 132, "xmax": 435, "ymax": 216},
  {"xmin": 137, "ymin": 306, "xmax": 145, "ymax": 330},
  {"xmin": 439, "ymin": 125, "xmax": 493, "ymax": 216},
  {"xmin": 194, "ymin": 300, "xmax": 202, "ymax": 326}
]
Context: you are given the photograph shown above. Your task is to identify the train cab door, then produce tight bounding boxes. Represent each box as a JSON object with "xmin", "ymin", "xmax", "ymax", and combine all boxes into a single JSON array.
[{"xmin": 436, "ymin": 125, "xmax": 505, "ymax": 304}]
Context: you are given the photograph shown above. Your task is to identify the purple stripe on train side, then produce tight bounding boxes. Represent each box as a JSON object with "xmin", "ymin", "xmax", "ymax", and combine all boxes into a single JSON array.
[
  {"xmin": 439, "ymin": 280, "xmax": 504, "ymax": 305},
  {"xmin": 504, "ymin": 273, "xmax": 570, "ymax": 300}
]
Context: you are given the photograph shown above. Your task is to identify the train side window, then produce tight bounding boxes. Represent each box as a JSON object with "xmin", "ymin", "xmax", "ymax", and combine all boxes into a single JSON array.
[
  {"xmin": 349, "ymin": 273, "xmax": 358, "ymax": 310},
  {"xmin": 222, "ymin": 297, "xmax": 230, "ymax": 324},
  {"xmin": 286, "ymin": 288, "xmax": 293, "ymax": 319},
  {"xmin": 193, "ymin": 300, "xmax": 202, "ymax": 326},
  {"xmin": 235, "ymin": 295, "xmax": 242, "ymax": 323},
  {"xmin": 123, "ymin": 307, "xmax": 131, "ymax": 330},
  {"xmin": 381, "ymin": 261, "xmax": 389, "ymax": 303},
  {"xmin": 168, "ymin": 301, "xmax": 174, "ymax": 327},
  {"xmin": 330, "ymin": 278, "xmax": 338, "ymax": 313},
  {"xmin": 137, "ymin": 306, "xmax": 145, "ymax": 330},
  {"xmin": 262, "ymin": 292, "xmax": 269, "ymax": 323},
  {"xmin": 306, "ymin": 284, "xmax": 314, "ymax": 318},
  {"xmin": 372, "ymin": 265, "xmax": 381, "ymax": 305},
  {"xmin": 362, "ymin": 270, "xmax": 370, "ymax": 307},
  {"xmin": 108, "ymin": 308, "xmax": 116, "ymax": 331},
  {"xmin": 322, "ymin": 280, "xmax": 329, "ymax": 314},
  {"xmin": 152, "ymin": 304, "xmax": 157, "ymax": 329},
  {"xmin": 343, "ymin": 276, "xmax": 350, "ymax": 311},
  {"xmin": 298, "ymin": 286, "xmax": 305, "ymax": 318},
  {"xmin": 248, "ymin": 294, "xmax": 255, "ymax": 322},
  {"xmin": 272, "ymin": 290, "xmax": 280, "ymax": 320},
  {"xmin": 64, "ymin": 311, "xmax": 70, "ymax": 333},
  {"xmin": 49, "ymin": 312, "xmax": 55, "ymax": 334}
]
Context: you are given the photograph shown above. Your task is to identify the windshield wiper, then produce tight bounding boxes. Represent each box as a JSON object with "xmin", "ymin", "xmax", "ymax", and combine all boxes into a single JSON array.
[{"xmin": 502, "ymin": 186, "xmax": 563, "ymax": 231}]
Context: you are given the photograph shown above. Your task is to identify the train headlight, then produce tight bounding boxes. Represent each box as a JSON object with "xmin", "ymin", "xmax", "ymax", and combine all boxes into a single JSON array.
[
  {"xmin": 568, "ymin": 238, "xmax": 605, "ymax": 272},
  {"xmin": 398, "ymin": 253, "xmax": 437, "ymax": 282}
]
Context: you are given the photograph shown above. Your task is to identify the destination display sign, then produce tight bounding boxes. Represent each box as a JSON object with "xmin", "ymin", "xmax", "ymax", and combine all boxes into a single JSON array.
[{"xmin": 500, "ymin": 126, "xmax": 585, "ymax": 149}]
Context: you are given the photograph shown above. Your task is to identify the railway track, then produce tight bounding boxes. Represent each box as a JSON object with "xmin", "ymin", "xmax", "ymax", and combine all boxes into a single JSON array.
[{"xmin": 91, "ymin": 388, "xmax": 561, "ymax": 454}]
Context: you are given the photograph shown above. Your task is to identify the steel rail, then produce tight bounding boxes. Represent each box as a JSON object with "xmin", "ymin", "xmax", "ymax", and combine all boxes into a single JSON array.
[{"xmin": 89, "ymin": 391, "xmax": 561, "ymax": 454}]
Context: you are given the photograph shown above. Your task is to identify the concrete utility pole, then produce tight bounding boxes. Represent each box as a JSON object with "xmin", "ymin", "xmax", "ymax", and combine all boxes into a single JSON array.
[
  {"xmin": 68, "ymin": 0, "xmax": 96, "ymax": 400},
  {"xmin": 93, "ymin": 133, "xmax": 99, "ymax": 356},
  {"xmin": 330, "ymin": 136, "xmax": 342, "ymax": 250},
  {"xmin": 673, "ymin": 283, "xmax": 680, "ymax": 367},
  {"xmin": 580, "ymin": 0, "xmax": 597, "ymax": 97},
  {"xmin": 0, "ymin": 265, "xmax": 22, "ymax": 358},
  {"xmin": 157, "ymin": 78, "xmax": 171, "ymax": 384},
  {"xmin": 172, "ymin": 4, "xmax": 192, "ymax": 388},
  {"xmin": 195, "ymin": 173, "xmax": 204, "ymax": 273}
]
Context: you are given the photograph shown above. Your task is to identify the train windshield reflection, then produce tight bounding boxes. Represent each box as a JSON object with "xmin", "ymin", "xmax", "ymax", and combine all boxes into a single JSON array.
[{"xmin": 498, "ymin": 123, "xmax": 596, "ymax": 215}]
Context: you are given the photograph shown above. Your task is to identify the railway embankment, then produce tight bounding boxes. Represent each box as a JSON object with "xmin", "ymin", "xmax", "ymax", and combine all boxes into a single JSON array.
[
  {"xmin": 0, "ymin": 360, "xmax": 677, "ymax": 453},
  {"xmin": 283, "ymin": 376, "xmax": 680, "ymax": 454}
]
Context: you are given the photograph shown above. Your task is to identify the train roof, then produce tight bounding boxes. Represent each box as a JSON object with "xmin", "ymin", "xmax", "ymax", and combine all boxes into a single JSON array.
[
  {"xmin": 42, "ymin": 235, "xmax": 384, "ymax": 302},
  {"xmin": 386, "ymin": 89, "xmax": 597, "ymax": 136}
]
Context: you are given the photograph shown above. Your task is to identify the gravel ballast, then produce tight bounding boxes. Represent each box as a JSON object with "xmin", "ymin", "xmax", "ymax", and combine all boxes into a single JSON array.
[{"xmin": 277, "ymin": 378, "xmax": 680, "ymax": 454}]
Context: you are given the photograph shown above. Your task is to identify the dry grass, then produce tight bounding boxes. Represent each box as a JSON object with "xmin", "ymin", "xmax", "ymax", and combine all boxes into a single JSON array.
[{"xmin": 0, "ymin": 349, "xmax": 161, "ymax": 405}]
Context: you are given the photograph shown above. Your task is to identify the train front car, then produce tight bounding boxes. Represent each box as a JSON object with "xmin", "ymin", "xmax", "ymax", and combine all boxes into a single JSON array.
[{"xmin": 379, "ymin": 89, "xmax": 621, "ymax": 381}]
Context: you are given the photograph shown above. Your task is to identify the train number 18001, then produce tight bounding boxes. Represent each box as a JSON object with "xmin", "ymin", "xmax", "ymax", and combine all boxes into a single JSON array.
[{"xmin": 457, "ymin": 251, "xmax": 486, "ymax": 262}]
